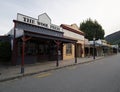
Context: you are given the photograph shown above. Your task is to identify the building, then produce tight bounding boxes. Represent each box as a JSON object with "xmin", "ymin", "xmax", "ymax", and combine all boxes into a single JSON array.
[
  {"xmin": 61, "ymin": 24, "xmax": 85, "ymax": 60},
  {"xmin": 8, "ymin": 13, "xmax": 77, "ymax": 65},
  {"xmin": 0, "ymin": 35, "xmax": 11, "ymax": 42},
  {"xmin": 111, "ymin": 44, "xmax": 119, "ymax": 54},
  {"xmin": 84, "ymin": 38, "xmax": 90, "ymax": 57},
  {"xmin": 0, "ymin": 36, "xmax": 11, "ymax": 63},
  {"xmin": 88, "ymin": 39, "xmax": 115, "ymax": 57}
]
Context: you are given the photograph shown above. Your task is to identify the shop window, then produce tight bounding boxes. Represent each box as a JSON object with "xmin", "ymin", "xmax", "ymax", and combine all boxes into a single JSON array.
[
  {"xmin": 25, "ymin": 42, "xmax": 37, "ymax": 55},
  {"xmin": 38, "ymin": 44, "xmax": 49, "ymax": 55},
  {"xmin": 66, "ymin": 43, "xmax": 72, "ymax": 54}
]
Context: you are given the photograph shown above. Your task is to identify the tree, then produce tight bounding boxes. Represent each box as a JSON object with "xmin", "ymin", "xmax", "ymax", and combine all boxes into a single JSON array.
[{"xmin": 80, "ymin": 18, "xmax": 105, "ymax": 40}]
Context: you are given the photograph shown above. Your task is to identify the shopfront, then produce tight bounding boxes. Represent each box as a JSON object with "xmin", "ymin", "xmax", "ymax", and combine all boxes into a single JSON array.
[
  {"xmin": 17, "ymin": 37, "xmax": 63, "ymax": 64},
  {"xmin": 10, "ymin": 13, "xmax": 77, "ymax": 65},
  {"xmin": 61, "ymin": 24, "xmax": 85, "ymax": 60}
]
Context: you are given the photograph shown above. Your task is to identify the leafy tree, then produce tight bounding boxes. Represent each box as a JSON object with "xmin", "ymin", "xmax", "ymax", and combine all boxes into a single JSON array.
[{"xmin": 80, "ymin": 18, "xmax": 105, "ymax": 40}]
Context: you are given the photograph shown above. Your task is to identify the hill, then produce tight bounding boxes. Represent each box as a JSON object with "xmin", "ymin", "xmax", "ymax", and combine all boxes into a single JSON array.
[{"xmin": 105, "ymin": 31, "xmax": 120, "ymax": 45}]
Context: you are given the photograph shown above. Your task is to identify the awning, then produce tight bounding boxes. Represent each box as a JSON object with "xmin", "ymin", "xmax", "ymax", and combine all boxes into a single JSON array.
[
  {"xmin": 14, "ymin": 20, "xmax": 77, "ymax": 43},
  {"xmin": 24, "ymin": 30, "xmax": 77, "ymax": 43}
]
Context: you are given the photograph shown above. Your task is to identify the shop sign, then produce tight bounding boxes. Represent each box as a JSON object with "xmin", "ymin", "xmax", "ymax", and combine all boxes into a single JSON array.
[{"xmin": 17, "ymin": 13, "xmax": 61, "ymax": 31}]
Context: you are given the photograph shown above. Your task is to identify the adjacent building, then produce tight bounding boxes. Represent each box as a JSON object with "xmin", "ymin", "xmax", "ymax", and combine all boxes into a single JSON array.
[
  {"xmin": 85, "ymin": 39, "xmax": 118, "ymax": 57},
  {"xmin": 61, "ymin": 24, "xmax": 85, "ymax": 60}
]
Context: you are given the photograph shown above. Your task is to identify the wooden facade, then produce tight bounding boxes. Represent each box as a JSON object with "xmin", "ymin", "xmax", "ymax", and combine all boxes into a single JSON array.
[{"xmin": 10, "ymin": 13, "xmax": 77, "ymax": 66}]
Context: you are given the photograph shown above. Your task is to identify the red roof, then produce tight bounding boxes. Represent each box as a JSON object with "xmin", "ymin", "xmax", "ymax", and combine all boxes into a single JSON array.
[{"xmin": 60, "ymin": 24, "xmax": 84, "ymax": 36}]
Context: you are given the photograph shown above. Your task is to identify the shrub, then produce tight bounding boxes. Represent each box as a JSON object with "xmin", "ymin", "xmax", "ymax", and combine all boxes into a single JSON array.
[{"xmin": 0, "ymin": 42, "xmax": 11, "ymax": 62}]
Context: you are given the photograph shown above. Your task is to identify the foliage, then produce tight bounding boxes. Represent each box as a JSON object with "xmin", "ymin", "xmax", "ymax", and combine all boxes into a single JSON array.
[
  {"xmin": 80, "ymin": 18, "xmax": 105, "ymax": 40},
  {"xmin": 0, "ymin": 41, "xmax": 11, "ymax": 61}
]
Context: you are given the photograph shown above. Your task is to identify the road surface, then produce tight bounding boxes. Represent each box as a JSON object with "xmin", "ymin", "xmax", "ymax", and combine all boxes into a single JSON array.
[{"xmin": 0, "ymin": 54, "xmax": 120, "ymax": 92}]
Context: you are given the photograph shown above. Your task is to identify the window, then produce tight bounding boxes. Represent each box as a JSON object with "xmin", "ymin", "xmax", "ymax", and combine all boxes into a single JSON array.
[
  {"xmin": 66, "ymin": 43, "xmax": 72, "ymax": 54},
  {"xmin": 25, "ymin": 42, "xmax": 37, "ymax": 55}
]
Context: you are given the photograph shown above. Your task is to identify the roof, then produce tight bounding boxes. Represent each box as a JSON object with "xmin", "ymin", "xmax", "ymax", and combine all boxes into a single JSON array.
[
  {"xmin": 61, "ymin": 24, "xmax": 84, "ymax": 36},
  {"xmin": 24, "ymin": 30, "xmax": 77, "ymax": 43},
  {"xmin": 13, "ymin": 20, "xmax": 77, "ymax": 43}
]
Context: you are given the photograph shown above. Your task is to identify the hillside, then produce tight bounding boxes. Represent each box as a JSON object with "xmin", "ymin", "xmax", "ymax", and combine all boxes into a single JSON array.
[{"xmin": 105, "ymin": 31, "xmax": 120, "ymax": 45}]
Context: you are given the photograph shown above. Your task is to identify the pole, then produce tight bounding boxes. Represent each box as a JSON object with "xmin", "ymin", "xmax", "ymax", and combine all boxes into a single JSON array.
[
  {"xmin": 21, "ymin": 36, "xmax": 25, "ymax": 74},
  {"xmin": 21, "ymin": 36, "xmax": 31, "ymax": 74},
  {"xmin": 88, "ymin": 46, "xmax": 90, "ymax": 58},
  {"xmin": 93, "ymin": 38, "xmax": 95, "ymax": 59},
  {"xmin": 54, "ymin": 40, "xmax": 61, "ymax": 67},
  {"xmin": 75, "ymin": 43, "xmax": 77, "ymax": 63},
  {"xmin": 56, "ymin": 45, "xmax": 59, "ymax": 67},
  {"xmin": 12, "ymin": 22, "xmax": 16, "ymax": 65}
]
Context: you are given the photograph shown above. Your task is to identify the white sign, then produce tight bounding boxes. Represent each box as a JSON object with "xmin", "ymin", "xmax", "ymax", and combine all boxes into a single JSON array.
[{"xmin": 17, "ymin": 13, "xmax": 61, "ymax": 31}]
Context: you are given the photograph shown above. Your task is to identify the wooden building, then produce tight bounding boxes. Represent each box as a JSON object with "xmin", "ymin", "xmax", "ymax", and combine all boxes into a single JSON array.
[{"xmin": 8, "ymin": 13, "xmax": 77, "ymax": 65}]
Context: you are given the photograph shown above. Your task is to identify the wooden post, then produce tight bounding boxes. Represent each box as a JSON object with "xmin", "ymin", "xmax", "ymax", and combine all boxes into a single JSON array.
[
  {"xmin": 21, "ymin": 36, "xmax": 31, "ymax": 74},
  {"xmin": 54, "ymin": 40, "xmax": 61, "ymax": 67},
  {"xmin": 88, "ymin": 46, "xmax": 90, "ymax": 58},
  {"xmin": 75, "ymin": 43, "xmax": 77, "ymax": 63},
  {"xmin": 56, "ymin": 44, "xmax": 59, "ymax": 67},
  {"xmin": 21, "ymin": 36, "xmax": 25, "ymax": 73}
]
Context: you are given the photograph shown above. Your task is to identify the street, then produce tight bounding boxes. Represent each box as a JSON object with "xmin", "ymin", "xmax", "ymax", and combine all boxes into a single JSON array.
[{"xmin": 0, "ymin": 54, "xmax": 120, "ymax": 92}]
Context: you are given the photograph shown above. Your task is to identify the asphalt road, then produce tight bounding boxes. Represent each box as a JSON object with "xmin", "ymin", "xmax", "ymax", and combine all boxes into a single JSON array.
[{"xmin": 0, "ymin": 54, "xmax": 120, "ymax": 92}]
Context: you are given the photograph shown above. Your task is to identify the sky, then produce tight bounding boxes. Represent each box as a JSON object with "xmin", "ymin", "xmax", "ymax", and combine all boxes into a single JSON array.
[{"xmin": 0, "ymin": 0, "xmax": 120, "ymax": 36}]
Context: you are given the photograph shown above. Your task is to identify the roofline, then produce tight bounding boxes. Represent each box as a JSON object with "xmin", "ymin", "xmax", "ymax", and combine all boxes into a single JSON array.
[
  {"xmin": 13, "ymin": 20, "xmax": 64, "ymax": 34},
  {"xmin": 24, "ymin": 30, "xmax": 77, "ymax": 43},
  {"xmin": 60, "ymin": 24, "xmax": 85, "ymax": 36}
]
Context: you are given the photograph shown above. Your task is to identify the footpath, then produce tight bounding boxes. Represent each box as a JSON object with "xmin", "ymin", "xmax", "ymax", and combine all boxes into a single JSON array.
[{"xmin": 0, "ymin": 56, "xmax": 104, "ymax": 82}]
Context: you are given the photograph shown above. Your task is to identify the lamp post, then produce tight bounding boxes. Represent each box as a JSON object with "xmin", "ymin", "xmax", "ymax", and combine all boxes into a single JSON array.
[{"xmin": 93, "ymin": 37, "xmax": 96, "ymax": 59}]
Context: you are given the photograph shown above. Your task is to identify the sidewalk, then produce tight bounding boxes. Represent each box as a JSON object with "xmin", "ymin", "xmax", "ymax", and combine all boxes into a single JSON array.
[{"xmin": 0, "ymin": 56, "xmax": 103, "ymax": 82}]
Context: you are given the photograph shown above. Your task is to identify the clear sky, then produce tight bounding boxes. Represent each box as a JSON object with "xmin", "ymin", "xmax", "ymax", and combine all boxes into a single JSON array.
[{"xmin": 0, "ymin": 0, "xmax": 120, "ymax": 36}]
